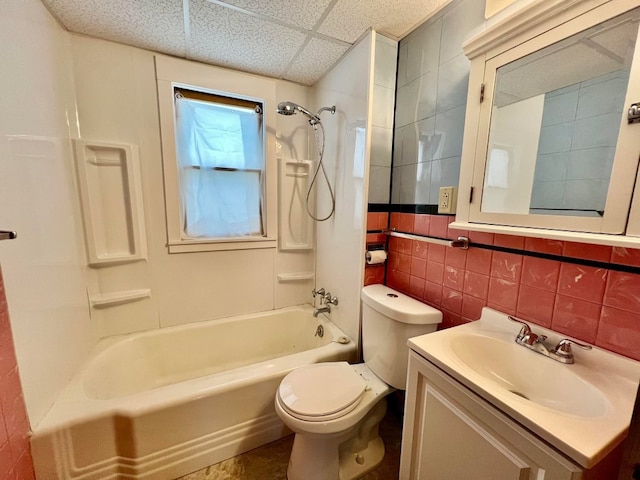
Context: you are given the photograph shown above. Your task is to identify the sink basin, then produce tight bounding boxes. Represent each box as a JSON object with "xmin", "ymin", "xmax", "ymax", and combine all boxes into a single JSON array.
[
  {"xmin": 448, "ymin": 334, "xmax": 609, "ymax": 418},
  {"xmin": 408, "ymin": 307, "xmax": 640, "ymax": 468}
]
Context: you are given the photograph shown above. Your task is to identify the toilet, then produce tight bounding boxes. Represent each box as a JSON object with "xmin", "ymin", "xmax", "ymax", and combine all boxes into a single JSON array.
[{"xmin": 275, "ymin": 284, "xmax": 442, "ymax": 480}]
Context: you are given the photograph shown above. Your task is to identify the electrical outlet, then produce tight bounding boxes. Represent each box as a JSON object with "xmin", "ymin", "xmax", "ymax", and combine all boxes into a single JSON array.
[{"xmin": 438, "ymin": 186, "xmax": 457, "ymax": 214}]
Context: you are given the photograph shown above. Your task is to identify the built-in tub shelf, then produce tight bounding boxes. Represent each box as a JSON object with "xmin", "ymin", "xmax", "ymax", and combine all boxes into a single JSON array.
[
  {"xmin": 89, "ymin": 289, "xmax": 151, "ymax": 309},
  {"xmin": 278, "ymin": 157, "xmax": 314, "ymax": 251},
  {"xmin": 74, "ymin": 140, "xmax": 148, "ymax": 266},
  {"xmin": 277, "ymin": 273, "xmax": 314, "ymax": 283}
]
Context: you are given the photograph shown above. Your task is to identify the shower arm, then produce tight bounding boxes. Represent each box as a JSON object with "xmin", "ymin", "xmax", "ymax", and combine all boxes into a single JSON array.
[{"xmin": 317, "ymin": 106, "xmax": 336, "ymax": 116}]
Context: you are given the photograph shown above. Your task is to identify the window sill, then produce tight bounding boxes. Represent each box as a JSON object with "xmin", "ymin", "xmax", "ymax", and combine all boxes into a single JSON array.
[{"xmin": 167, "ymin": 237, "xmax": 277, "ymax": 253}]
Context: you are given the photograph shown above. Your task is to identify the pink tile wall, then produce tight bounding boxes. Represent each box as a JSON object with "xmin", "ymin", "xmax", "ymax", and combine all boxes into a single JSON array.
[
  {"xmin": 0, "ymin": 268, "xmax": 34, "ymax": 480},
  {"xmin": 384, "ymin": 213, "xmax": 640, "ymax": 362},
  {"xmin": 364, "ymin": 213, "xmax": 389, "ymax": 286}
]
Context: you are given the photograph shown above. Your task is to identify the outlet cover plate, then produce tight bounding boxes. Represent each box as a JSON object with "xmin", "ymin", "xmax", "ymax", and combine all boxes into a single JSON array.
[{"xmin": 438, "ymin": 186, "xmax": 457, "ymax": 214}]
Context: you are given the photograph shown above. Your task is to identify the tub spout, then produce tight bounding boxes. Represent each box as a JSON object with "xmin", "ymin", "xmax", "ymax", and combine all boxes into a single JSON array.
[{"xmin": 313, "ymin": 306, "xmax": 331, "ymax": 317}]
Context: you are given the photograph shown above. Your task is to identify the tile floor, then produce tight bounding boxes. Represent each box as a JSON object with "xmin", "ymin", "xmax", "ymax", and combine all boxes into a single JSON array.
[{"xmin": 178, "ymin": 393, "xmax": 404, "ymax": 480}]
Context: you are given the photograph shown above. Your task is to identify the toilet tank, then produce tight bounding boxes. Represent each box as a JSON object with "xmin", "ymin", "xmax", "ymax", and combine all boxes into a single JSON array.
[{"xmin": 361, "ymin": 284, "xmax": 442, "ymax": 389}]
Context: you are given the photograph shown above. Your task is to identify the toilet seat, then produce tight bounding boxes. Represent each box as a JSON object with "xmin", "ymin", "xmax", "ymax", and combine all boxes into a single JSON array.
[{"xmin": 277, "ymin": 362, "xmax": 367, "ymax": 422}]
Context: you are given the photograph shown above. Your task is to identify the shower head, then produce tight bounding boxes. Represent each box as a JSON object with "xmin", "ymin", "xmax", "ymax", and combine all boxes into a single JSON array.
[{"xmin": 277, "ymin": 101, "xmax": 321, "ymax": 125}]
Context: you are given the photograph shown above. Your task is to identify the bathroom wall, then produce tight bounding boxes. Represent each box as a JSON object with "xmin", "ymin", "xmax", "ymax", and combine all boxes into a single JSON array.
[
  {"xmin": 0, "ymin": 0, "xmax": 97, "ymax": 427},
  {"xmin": 70, "ymin": 35, "xmax": 314, "ymax": 336},
  {"xmin": 313, "ymin": 32, "xmax": 376, "ymax": 343},
  {"xmin": 0, "ymin": 269, "xmax": 34, "ymax": 479},
  {"xmin": 363, "ymin": 33, "xmax": 398, "ymax": 288},
  {"xmin": 373, "ymin": 0, "xmax": 640, "ymax": 364},
  {"xmin": 392, "ymin": 0, "xmax": 485, "ymax": 204},
  {"xmin": 368, "ymin": 34, "xmax": 398, "ymax": 205},
  {"xmin": 0, "ymin": 0, "xmax": 316, "ymax": 429},
  {"xmin": 383, "ymin": 213, "xmax": 640, "ymax": 362}
]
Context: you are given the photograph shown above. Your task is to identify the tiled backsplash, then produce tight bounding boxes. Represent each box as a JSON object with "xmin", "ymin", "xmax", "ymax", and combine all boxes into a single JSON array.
[
  {"xmin": 0, "ymin": 268, "xmax": 34, "ymax": 479},
  {"xmin": 366, "ymin": 211, "xmax": 640, "ymax": 362}
]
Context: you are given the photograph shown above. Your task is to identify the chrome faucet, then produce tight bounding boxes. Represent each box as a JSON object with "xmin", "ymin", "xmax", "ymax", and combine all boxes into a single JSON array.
[
  {"xmin": 313, "ymin": 306, "xmax": 331, "ymax": 317},
  {"xmin": 312, "ymin": 287, "xmax": 336, "ymax": 317},
  {"xmin": 508, "ymin": 316, "xmax": 592, "ymax": 364},
  {"xmin": 312, "ymin": 288, "xmax": 326, "ymax": 300},
  {"xmin": 323, "ymin": 292, "xmax": 339, "ymax": 306}
]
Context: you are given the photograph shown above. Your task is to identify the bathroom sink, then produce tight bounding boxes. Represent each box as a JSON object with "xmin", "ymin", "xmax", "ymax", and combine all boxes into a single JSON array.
[
  {"xmin": 407, "ymin": 307, "xmax": 640, "ymax": 468},
  {"xmin": 448, "ymin": 333, "xmax": 608, "ymax": 417}
]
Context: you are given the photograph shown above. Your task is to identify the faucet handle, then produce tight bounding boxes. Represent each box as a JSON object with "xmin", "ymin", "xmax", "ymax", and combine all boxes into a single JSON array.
[
  {"xmin": 324, "ymin": 293, "xmax": 338, "ymax": 306},
  {"xmin": 553, "ymin": 338, "xmax": 592, "ymax": 358},
  {"xmin": 312, "ymin": 288, "xmax": 325, "ymax": 298},
  {"xmin": 508, "ymin": 315, "xmax": 532, "ymax": 338},
  {"xmin": 508, "ymin": 316, "xmax": 546, "ymax": 346}
]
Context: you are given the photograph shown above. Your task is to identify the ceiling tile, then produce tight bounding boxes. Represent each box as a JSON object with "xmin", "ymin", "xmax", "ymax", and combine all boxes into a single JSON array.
[
  {"xmin": 42, "ymin": 0, "xmax": 186, "ymax": 57},
  {"xmin": 318, "ymin": 0, "xmax": 451, "ymax": 43},
  {"xmin": 283, "ymin": 37, "xmax": 350, "ymax": 85},
  {"xmin": 188, "ymin": 0, "xmax": 307, "ymax": 78},
  {"xmin": 217, "ymin": 0, "xmax": 334, "ymax": 31}
]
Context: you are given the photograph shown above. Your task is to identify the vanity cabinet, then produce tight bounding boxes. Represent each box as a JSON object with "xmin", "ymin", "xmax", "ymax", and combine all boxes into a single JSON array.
[
  {"xmin": 399, "ymin": 350, "xmax": 617, "ymax": 480},
  {"xmin": 454, "ymin": 0, "xmax": 640, "ymax": 246}
]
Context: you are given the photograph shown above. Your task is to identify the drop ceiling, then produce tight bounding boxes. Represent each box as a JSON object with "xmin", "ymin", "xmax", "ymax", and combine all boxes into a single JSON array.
[{"xmin": 41, "ymin": 0, "xmax": 452, "ymax": 85}]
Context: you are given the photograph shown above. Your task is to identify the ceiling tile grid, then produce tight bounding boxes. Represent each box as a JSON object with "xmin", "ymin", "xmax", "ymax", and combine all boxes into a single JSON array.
[
  {"xmin": 44, "ymin": 0, "xmax": 186, "ymax": 57},
  {"xmin": 188, "ymin": 0, "xmax": 307, "ymax": 79},
  {"xmin": 318, "ymin": 0, "xmax": 451, "ymax": 43},
  {"xmin": 217, "ymin": 0, "xmax": 334, "ymax": 31},
  {"xmin": 283, "ymin": 37, "xmax": 350, "ymax": 85},
  {"xmin": 40, "ymin": 0, "xmax": 452, "ymax": 85}
]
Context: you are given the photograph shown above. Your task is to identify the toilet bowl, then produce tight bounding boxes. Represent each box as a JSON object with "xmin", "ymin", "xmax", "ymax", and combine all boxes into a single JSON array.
[{"xmin": 275, "ymin": 284, "xmax": 442, "ymax": 480}]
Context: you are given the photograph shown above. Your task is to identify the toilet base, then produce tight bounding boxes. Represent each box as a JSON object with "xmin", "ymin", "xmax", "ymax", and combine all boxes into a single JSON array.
[{"xmin": 286, "ymin": 398, "xmax": 388, "ymax": 480}]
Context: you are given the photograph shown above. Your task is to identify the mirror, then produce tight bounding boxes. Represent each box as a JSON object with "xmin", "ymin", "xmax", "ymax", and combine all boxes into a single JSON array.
[{"xmin": 481, "ymin": 7, "xmax": 640, "ymax": 217}]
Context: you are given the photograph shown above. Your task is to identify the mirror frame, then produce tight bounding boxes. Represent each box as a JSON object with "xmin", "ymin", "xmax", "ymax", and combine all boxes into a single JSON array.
[{"xmin": 454, "ymin": 0, "xmax": 640, "ymax": 245}]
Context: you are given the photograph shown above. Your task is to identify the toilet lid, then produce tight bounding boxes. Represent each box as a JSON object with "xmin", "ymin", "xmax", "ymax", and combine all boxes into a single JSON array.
[{"xmin": 278, "ymin": 362, "xmax": 367, "ymax": 421}]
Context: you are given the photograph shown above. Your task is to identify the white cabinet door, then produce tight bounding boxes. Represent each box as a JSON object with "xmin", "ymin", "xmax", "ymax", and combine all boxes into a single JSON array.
[
  {"xmin": 400, "ymin": 351, "xmax": 583, "ymax": 480},
  {"xmin": 417, "ymin": 386, "xmax": 530, "ymax": 479}
]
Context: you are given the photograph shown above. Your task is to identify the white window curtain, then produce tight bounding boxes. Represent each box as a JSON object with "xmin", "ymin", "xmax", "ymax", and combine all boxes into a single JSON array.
[{"xmin": 175, "ymin": 95, "xmax": 264, "ymax": 238}]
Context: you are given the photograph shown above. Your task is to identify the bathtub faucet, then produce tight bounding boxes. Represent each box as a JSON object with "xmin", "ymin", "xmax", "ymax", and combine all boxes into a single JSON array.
[{"xmin": 313, "ymin": 306, "xmax": 331, "ymax": 317}]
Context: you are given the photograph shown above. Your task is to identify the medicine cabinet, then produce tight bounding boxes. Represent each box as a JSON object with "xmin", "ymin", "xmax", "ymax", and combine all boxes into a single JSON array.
[{"xmin": 454, "ymin": 0, "xmax": 640, "ymax": 246}]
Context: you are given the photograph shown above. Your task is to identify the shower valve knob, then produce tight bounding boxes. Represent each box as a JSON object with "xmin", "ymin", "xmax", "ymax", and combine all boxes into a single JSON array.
[
  {"xmin": 324, "ymin": 293, "xmax": 338, "ymax": 306},
  {"xmin": 312, "ymin": 288, "xmax": 325, "ymax": 298}
]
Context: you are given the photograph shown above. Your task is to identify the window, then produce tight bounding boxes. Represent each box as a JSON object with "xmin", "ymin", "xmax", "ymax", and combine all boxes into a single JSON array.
[
  {"xmin": 156, "ymin": 55, "xmax": 277, "ymax": 253},
  {"xmin": 174, "ymin": 88, "xmax": 264, "ymax": 239}
]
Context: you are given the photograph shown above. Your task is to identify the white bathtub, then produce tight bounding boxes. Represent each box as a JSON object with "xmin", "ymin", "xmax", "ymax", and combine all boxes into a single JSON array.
[{"xmin": 31, "ymin": 306, "xmax": 355, "ymax": 479}]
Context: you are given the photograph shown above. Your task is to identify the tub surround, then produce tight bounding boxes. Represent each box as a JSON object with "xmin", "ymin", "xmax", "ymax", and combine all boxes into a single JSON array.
[
  {"xmin": 313, "ymin": 31, "xmax": 376, "ymax": 344},
  {"xmin": 366, "ymin": 210, "xmax": 640, "ymax": 363},
  {"xmin": 0, "ymin": 0, "xmax": 97, "ymax": 430}
]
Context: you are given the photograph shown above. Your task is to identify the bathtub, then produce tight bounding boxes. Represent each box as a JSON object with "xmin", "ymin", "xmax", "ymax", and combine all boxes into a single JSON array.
[{"xmin": 31, "ymin": 306, "xmax": 355, "ymax": 479}]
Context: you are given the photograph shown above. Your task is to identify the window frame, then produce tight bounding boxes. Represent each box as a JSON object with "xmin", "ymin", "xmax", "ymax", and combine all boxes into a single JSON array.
[{"xmin": 156, "ymin": 55, "xmax": 277, "ymax": 253}]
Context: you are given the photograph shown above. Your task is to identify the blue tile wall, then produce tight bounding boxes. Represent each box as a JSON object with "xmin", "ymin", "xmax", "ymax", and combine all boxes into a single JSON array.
[
  {"xmin": 531, "ymin": 69, "xmax": 629, "ymax": 214},
  {"xmin": 392, "ymin": 0, "xmax": 485, "ymax": 205},
  {"xmin": 369, "ymin": 34, "xmax": 398, "ymax": 204}
]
